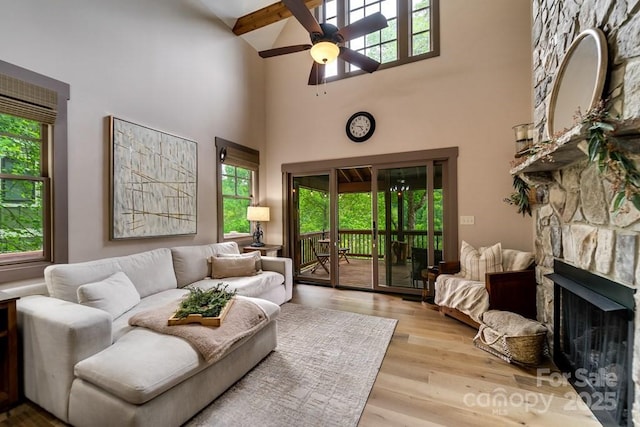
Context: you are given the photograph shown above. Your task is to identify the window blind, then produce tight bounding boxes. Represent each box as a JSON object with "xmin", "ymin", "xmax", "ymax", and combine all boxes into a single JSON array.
[
  {"xmin": 216, "ymin": 137, "xmax": 259, "ymax": 170},
  {"xmin": 0, "ymin": 74, "xmax": 57, "ymax": 124}
]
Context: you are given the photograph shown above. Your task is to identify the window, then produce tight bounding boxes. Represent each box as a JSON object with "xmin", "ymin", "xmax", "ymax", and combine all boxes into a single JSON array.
[
  {"xmin": 221, "ymin": 164, "xmax": 253, "ymax": 236},
  {"xmin": 0, "ymin": 60, "xmax": 69, "ymax": 283},
  {"xmin": 0, "ymin": 115, "xmax": 46, "ymax": 259},
  {"xmin": 215, "ymin": 138, "xmax": 259, "ymax": 241},
  {"xmin": 321, "ymin": 0, "xmax": 439, "ymax": 81}
]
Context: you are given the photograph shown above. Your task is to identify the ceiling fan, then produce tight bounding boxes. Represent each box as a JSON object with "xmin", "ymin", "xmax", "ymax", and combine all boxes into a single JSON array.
[{"xmin": 258, "ymin": 0, "xmax": 388, "ymax": 85}]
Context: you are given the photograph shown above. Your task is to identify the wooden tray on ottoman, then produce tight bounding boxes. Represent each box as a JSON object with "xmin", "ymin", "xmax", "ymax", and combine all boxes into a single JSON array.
[{"xmin": 167, "ymin": 298, "xmax": 234, "ymax": 327}]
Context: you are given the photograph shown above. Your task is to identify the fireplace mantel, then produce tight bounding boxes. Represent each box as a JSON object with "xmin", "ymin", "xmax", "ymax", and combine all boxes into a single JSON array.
[{"xmin": 510, "ymin": 118, "xmax": 640, "ymax": 176}]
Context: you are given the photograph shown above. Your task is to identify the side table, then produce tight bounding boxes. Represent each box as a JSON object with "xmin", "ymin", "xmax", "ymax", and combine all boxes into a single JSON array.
[
  {"xmin": 0, "ymin": 291, "xmax": 19, "ymax": 411},
  {"xmin": 420, "ymin": 266, "xmax": 439, "ymax": 303},
  {"xmin": 243, "ymin": 244, "xmax": 282, "ymax": 257}
]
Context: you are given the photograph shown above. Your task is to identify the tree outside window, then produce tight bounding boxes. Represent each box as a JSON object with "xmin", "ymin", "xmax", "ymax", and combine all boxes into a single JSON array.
[
  {"xmin": 0, "ymin": 113, "xmax": 47, "ymax": 258},
  {"xmin": 221, "ymin": 164, "xmax": 253, "ymax": 237}
]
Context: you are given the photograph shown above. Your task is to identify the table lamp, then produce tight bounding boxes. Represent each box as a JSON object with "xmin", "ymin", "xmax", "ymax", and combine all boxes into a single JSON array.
[{"xmin": 247, "ymin": 206, "xmax": 270, "ymax": 247}]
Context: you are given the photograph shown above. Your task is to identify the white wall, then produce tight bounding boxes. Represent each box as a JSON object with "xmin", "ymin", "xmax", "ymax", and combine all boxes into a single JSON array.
[
  {"xmin": 263, "ymin": 0, "xmax": 534, "ymax": 253},
  {"xmin": 0, "ymin": 0, "xmax": 265, "ymax": 263},
  {"xmin": 0, "ymin": 0, "xmax": 533, "ymax": 271}
]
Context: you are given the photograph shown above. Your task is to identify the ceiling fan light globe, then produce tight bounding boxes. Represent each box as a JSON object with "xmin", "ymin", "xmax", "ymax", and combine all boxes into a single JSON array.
[{"xmin": 310, "ymin": 42, "xmax": 340, "ymax": 64}]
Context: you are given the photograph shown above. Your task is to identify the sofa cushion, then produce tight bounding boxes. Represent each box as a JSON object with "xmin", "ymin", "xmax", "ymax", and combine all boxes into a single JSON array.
[
  {"xmin": 171, "ymin": 245, "xmax": 216, "ymax": 288},
  {"xmin": 116, "ymin": 248, "xmax": 177, "ymax": 298},
  {"xmin": 210, "ymin": 241, "xmax": 241, "ymax": 256},
  {"xmin": 74, "ymin": 295, "xmax": 280, "ymax": 405},
  {"xmin": 45, "ymin": 248, "xmax": 177, "ymax": 302},
  {"xmin": 460, "ymin": 241, "xmax": 503, "ymax": 281},
  {"xmin": 77, "ymin": 272, "xmax": 140, "ymax": 319},
  {"xmin": 190, "ymin": 271, "xmax": 284, "ymax": 299},
  {"xmin": 501, "ymin": 249, "xmax": 534, "ymax": 271},
  {"xmin": 210, "ymin": 256, "xmax": 258, "ymax": 279},
  {"xmin": 74, "ymin": 328, "xmax": 204, "ymax": 405},
  {"xmin": 112, "ymin": 288, "xmax": 189, "ymax": 342}
]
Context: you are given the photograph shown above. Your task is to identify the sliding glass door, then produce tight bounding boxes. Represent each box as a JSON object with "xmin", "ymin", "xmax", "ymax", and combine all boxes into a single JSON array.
[
  {"xmin": 283, "ymin": 148, "xmax": 457, "ymax": 295},
  {"xmin": 291, "ymin": 173, "xmax": 333, "ymax": 285},
  {"xmin": 373, "ymin": 163, "xmax": 443, "ymax": 294}
]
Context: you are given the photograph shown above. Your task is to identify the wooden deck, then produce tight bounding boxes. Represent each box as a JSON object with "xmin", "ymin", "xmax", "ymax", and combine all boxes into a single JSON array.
[{"xmin": 298, "ymin": 257, "xmax": 425, "ymax": 291}]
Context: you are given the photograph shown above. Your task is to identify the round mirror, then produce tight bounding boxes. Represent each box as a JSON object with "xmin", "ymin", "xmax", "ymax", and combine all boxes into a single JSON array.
[{"xmin": 546, "ymin": 28, "xmax": 608, "ymax": 137}]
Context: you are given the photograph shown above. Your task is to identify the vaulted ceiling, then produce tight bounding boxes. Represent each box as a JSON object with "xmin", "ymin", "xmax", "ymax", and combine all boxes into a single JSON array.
[{"xmin": 200, "ymin": 0, "xmax": 320, "ymax": 52}]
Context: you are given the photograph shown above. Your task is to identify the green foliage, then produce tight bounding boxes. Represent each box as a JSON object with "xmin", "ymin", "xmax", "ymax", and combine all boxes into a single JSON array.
[
  {"xmin": 504, "ymin": 175, "xmax": 532, "ymax": 217},
  {"xmin": 583, "ymin": 104, "xmax": 640, "ymax": 212},
  {"xmin": 299, "ymin": 187, "xmax": 329, "ymax": 233},
  {"xmin": 174, "ymin": 284, "xmax": 237, "ymax": 319},
  {"xmin": 339, "ymin": 192, "xmax": 371, "ymax": 229},
  {"xmin": 0, "ymin": 113, "xmax": 44, "ymax": 254},
  {"xmin": 221, "ymin": 165, "xmax": 252, "ymax": 234},
  {"xmin": 297, "ymin": 185, "xmax": 443, "ymax": 235}
]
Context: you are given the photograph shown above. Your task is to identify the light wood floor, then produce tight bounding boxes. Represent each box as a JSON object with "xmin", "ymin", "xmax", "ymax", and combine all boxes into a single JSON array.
[{"xmin": 1, "ymin": 284, "xmax": 601, "ymax": 426}]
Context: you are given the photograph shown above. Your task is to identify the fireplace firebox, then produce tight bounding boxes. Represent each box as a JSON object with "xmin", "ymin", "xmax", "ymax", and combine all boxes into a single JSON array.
[{"xmin": 548, "ymin": 260, "xmax": 635, "ymax": 427}]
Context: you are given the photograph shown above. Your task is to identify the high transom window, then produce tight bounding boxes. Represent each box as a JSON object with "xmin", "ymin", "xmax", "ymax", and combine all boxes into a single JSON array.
[{"xmin": 321, "ymin": 0, "xmax": 439, "ymax": 80}]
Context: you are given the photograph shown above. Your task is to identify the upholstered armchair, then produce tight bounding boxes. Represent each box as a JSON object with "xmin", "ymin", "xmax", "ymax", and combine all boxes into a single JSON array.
[{"xmin": 434, "ymin": 242, "xmax": 536, "ymax": 329}]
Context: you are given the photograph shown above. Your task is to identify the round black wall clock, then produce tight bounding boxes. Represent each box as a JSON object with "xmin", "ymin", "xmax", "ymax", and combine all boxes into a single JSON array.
[{"xmin": 346, "ymin": 111, "xmax": 376, "ymax": 143}]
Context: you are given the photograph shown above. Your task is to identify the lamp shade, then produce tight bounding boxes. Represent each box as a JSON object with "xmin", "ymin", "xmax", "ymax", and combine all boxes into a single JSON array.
[
  {"xmin": 310, "ymin": 42, "xmax": 340, "ymax": 64},
  {"xmin": 247, "ymin": 206, "xmax": 270, "ymax": 222}
]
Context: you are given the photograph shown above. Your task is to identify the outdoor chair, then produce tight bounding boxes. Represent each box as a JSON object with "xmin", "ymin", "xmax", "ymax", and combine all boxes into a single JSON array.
[
  {"xmin": 311, "ymin": 241, "xmax": 330, "ymax": 274},
  {"xmin": 410, "ymin": 247, "xmax": 428, "ymax": 288},
  {"xmin": 338, "ymin": 247, "xmax": 350, "ymax": 263}
]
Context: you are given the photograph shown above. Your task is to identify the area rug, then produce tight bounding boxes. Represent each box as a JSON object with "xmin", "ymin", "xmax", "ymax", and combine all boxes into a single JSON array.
[{"xmin": 185, "ymin": 303, "xmax": 397, "ymax": 427}]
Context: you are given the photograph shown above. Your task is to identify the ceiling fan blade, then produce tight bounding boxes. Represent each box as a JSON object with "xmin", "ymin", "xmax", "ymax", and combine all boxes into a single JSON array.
[
  {"xmin": 336, "ymin": 12, "xmax": 388, "ymax": 42},
  {"xmin": 259, "ymin": 44, "xmax": 312, "ymax": 58},
  {"xmin": 283, "ymin": 0, "xmax": 323, "ymax": 35},
  {"xmin": 308, "ymin": 62, "xmax": 326, "ymax": 85},
  {"xmin": 339, "ymin": 47, "xmax": 381, "ymax": 73}
]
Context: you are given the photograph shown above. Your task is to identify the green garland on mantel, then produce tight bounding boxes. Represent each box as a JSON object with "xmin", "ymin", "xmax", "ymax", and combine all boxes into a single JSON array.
[
  {"xmin": 506, "ymin": 101, "xmax": 640, "ymax": 215},
  {"xmin": 584, "ymin": 103, "xmax": 640, "ymax": 211}
]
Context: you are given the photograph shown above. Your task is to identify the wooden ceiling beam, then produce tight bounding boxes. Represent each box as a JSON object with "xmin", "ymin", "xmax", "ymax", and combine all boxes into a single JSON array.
[{"xmin": 233, "ymin": 0, "xmax": 323, "ymax": 36}]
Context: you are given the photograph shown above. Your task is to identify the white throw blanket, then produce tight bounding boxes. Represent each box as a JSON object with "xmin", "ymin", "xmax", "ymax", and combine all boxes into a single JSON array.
[{"xmin": 434, "ymin": 274, "xmax": 489, "ymax": 322}]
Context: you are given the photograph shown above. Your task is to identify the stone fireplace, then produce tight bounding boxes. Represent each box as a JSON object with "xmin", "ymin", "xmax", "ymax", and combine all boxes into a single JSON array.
[{"xmin": 530, "ymin": 1, "xmax": 640, "ymax": 424}]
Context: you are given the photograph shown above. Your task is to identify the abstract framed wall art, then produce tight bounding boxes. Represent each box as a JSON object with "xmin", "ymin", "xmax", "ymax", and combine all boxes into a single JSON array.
[{"xmin": 109, "ymin": 117, "xmax": 197, "ymax": 239}]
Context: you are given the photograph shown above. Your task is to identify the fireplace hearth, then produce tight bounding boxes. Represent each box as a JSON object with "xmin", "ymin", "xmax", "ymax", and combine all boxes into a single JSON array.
[{"xmin": 548, "ymin": 260, "xmax": 635, "ymax": 427}]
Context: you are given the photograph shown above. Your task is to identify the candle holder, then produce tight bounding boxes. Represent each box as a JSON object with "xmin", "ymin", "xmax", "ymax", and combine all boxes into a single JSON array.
[{"xmin": 513, "ymin": 123, "xmax": 534, "ymax": 156}]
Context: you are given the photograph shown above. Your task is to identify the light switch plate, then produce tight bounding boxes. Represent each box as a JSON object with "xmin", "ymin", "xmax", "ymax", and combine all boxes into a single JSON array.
[{"xmin": 460, "ymin": 215, "xmax": 475, "ymax": 225}]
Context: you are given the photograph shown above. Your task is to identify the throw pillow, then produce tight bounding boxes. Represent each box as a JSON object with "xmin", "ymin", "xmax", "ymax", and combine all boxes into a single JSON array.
[
  {"xmin": 77, "ymin": 271, "xmax": 141, "ymax": 319},
  {"xmin": 209, "ymin": 256, "xmax": 258, "ymax": 279},
  {"xmin": 501, "ymin": 249, "xmax": 534, "ymax": 271},
  {"xmin": 459, "ymin": 241, "xmax": 503, "ymax": 281},
  {"xmin": 217, "ymin": 251, "xmax": 263, "ymax": 272}
]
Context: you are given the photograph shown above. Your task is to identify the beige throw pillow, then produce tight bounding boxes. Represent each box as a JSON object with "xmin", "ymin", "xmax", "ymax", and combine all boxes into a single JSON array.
[
  {"xmin": 77, "ymin": 271, "xmax": 141, "ymax": 319},
  {"xmin": 459, "ymin": 241, "xmax": 503, "ymax": 281},
  {"xmin": 210, "ymin": 256, "xmax": 258, "ymax": 279},
  {"xmin": 217, "ymin": 251, "xmax": 262, "ymax": 272}
]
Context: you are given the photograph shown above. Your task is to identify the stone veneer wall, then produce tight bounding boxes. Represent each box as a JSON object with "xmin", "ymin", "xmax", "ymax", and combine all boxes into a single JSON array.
[{"xmin": 531, "ymin": 0, "xmax": 640, "ymax": 423}]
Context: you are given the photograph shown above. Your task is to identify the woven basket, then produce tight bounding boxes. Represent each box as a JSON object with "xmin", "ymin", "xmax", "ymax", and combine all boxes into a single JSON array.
[{"xmin": 474, "ymin": 324, "xmax": 547, "ymax": 366}]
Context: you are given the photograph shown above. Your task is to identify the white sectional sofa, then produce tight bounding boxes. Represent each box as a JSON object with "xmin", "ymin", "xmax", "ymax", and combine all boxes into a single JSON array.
[{"xmin": 16, "ymin": 242, "xmax": 292, "ymax": 427}]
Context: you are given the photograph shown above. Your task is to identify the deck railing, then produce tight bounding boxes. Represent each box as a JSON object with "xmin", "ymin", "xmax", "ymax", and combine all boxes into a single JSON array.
[{"xmin": 299, "ymin": 229, "xmax": 442, "ymax": 268}]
